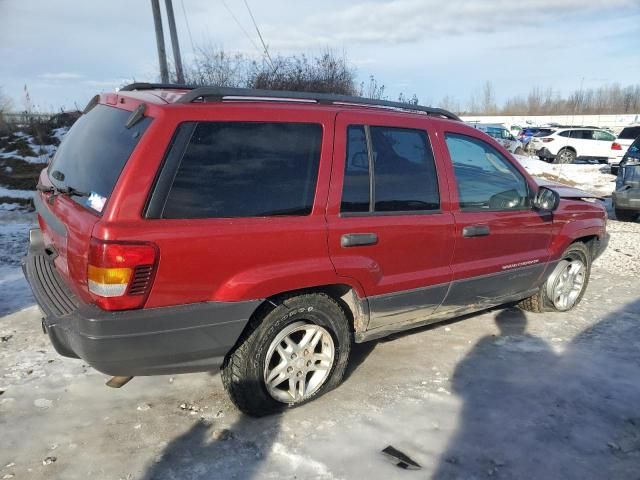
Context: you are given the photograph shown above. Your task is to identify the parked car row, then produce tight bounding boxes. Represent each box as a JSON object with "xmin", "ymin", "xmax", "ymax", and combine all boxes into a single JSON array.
[
  {"xmin": 469, "ymin": 123, "xmax": 524, "ymax": 154},
  {"xmin": 470, "ymin": 122, "xmax": 640, "ymax": 172}
]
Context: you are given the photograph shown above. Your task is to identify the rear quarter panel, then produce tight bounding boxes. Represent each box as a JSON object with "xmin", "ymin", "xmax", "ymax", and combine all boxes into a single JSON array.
[{"xmin": 95, "ymin": 104, "xmax": 352, "ymax": 307}]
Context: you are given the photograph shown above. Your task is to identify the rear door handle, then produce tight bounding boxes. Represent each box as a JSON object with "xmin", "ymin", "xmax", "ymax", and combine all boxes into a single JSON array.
[
  {"xmin": 341, "ymin": 233, "xmax": 378, "ymax": 247},
  {"xmin": 462, "ymin": 225, "xmax": 490, "ymax": 238}
]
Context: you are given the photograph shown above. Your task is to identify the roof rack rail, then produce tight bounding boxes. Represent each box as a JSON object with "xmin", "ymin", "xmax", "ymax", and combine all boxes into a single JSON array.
[
  {"xmin": 119, "ymin": 82, "xmax": 195, "ymax": 91},
  {"xmin": 177, "ymin": 87, "xmax": 461, "ymax": 121},
  {"xmin": 118, "ymin": 83, "xmax": 460, "ymax": 121}
]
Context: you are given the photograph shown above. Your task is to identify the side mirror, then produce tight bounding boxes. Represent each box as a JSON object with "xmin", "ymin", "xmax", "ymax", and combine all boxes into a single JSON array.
[{"xmin": 533, "ymin": 186, "xmax": 560, "ymax": 212}]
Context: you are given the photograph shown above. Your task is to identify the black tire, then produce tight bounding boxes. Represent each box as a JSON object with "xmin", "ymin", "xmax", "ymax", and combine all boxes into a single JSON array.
[
  {"xmin": 610, "ymin": 165, "xmax": 619, "ymax": 175},
  {"xmin": 615, "ymin": 208, "xmax": 637, "ymax": 222},
  {"xmin": 554, "ymin": 148, "xmax": 576, "ymax": 164},
  {"xmin": 518, "ymin": 242, "xmax": 591, "ymax": 313},
  {"xmin": 221, "ymin": 293, "xmax": 351, "ymax": 417}
]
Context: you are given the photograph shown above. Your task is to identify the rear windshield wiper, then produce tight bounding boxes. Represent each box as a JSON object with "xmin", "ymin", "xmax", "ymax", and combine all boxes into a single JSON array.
[{"xmin": 37, "ymin": 182, "xmax": 90, "ymax": 203}]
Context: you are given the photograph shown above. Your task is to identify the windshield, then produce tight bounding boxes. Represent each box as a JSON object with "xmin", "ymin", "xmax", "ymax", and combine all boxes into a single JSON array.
[{"xmin": 48, "ymin": 104, "xmax": 151, "ymax": 213}]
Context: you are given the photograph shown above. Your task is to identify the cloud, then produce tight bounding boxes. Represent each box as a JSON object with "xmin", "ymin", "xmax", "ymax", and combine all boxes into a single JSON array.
[
  {"xmin": 39, "ymin": 72, "xmax": 84, "ymax": 80},
  {"xmin": 265, "ymin": 0, "xmax": 640, "ymax": 49}
]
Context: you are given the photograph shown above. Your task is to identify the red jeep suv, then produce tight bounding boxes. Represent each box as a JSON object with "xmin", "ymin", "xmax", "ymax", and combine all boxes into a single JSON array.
[{"xmin": 23, "ymin": 84, "xmax": 608, "ymax": 416}]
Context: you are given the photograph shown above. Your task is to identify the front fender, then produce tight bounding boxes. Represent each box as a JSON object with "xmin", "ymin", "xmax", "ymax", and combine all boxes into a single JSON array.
[{"xmin": 548, "ymin": 202, "xmax": 606, "ymax": 260}]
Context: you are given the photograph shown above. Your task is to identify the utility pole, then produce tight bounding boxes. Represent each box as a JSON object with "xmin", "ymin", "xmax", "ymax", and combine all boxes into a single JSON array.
[
  {"xmin": 150, "ymin": 0, "xmax": 169, "ymax": 83},
  {"xmin": 164, "ymin": 0, "xmax": 185, "ymax": 84}
]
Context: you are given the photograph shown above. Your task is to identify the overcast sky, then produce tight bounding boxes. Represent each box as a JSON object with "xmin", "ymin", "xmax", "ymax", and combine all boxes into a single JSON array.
[{"xmin": 1, "ymin": 0, "xmax": 639, "ymax": 111}]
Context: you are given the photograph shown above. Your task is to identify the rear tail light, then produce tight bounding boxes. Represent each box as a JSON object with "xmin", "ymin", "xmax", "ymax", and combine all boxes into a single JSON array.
[
  {"xmin": 611, "ymin": 142, "xmax": 622, "ymax": 150},
  {"xmin": 88, "ymin": 239, "xmax": 158, "ymax": 310},
  {"xmin": 542, "ymin": 138, "xmax": 554, "ymax": 143}
]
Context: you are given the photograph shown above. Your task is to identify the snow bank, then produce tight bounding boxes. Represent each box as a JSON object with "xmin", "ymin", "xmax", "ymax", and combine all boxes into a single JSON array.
[
  {"xmin": 0, "ymin": 187, "xmax": 34, "ymax": 199},
  {"xmin": 513, "ymin": 155, "xmax": 616, "ymax": 196}
]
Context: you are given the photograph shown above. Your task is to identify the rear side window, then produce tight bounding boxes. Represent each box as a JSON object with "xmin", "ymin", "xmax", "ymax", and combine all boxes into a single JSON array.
[
  {"xmin": 48, "ymin": 104, "xmax": 151, "ymax": 212},
  {"xmin": 445, "ymin": 133, "xmax": 529, "ymax": 211},
  {"xmin": 593, "ymin": 130, "xmax": 615, "ymax": 141},
  {"xmin": 341, "ymin": 126, "xmax": 370, "ymax": 213},
  {"xmin": 619, "ymin": 126, "xmax": 640, "ymax": 140},
  {"xmin": 571, "ymin": 130, "xmax": 595, "ymax": 140},
  {"xmin": 163, "ymin": 122, "xmax": 322, "ymax": 218},
  {"xmin": 341, "ymin": 125, "xmax": 440, "ymax": 213}
]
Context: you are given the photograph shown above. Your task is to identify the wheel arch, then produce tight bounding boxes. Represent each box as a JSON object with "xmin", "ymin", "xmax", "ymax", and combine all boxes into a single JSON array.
[{"xmin": 245, "ymin": 284, "xmax": 370, "ymax": 338}]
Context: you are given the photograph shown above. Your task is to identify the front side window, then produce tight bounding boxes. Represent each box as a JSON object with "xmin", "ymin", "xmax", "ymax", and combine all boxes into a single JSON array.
[
  {"xmin": 340, "ymin": 125, "xmax": 440, "ymax": 213},
  {"xmin": 163, "ymin": 122, "xmax": 322, "ymax": 218},
  {"xmin": 445, "ymin": 133, "xmax": 529, "ymax": 211}
]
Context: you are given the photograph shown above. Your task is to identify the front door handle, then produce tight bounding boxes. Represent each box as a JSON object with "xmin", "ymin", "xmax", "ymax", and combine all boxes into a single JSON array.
[
  {"xmin": 462, "ymin": 225, "xmax": 490, "ymax": 238},
  {"xmin": 341, "ymin": 233, "xmax": 378, "ymax": 247}
]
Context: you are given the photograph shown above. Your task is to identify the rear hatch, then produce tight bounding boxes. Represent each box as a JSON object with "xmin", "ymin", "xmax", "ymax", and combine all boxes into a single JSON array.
[{"xmin": 37, "ymin": 104, "xmax": 151, "ymax": 303}]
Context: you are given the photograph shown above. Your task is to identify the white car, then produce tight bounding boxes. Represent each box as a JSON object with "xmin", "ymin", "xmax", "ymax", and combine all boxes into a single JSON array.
[
  {"xmin": 530, "ymin": 127, "xmax": 616, "ymax": 164},
  {"xmin": 470, "ymin": 123, "xmax": 524, "ymax": 154},
  {"xmin": 608, "ymin": 125, "xmax": 640, "ymax": 173}
]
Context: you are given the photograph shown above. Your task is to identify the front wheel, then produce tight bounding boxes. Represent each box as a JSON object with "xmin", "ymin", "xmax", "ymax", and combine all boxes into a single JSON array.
[
  {"xmin": 221, "ymin": 293, "xmax": 351, "ymax": 417},
  {"xmin": 519, "ymin": 243, "xmax": 591, "ymax": 313}
]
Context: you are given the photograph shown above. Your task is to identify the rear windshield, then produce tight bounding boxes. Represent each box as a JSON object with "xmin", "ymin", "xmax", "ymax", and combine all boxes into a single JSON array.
[
  {"xmin": 48, "ymin": 104, "xmax": 151, "ymax": 212},
  {"xmin": 619, "ymin": 126, "xmax": 640, "ymax": 140},
  {"xmin": 533, "ymin": 129, "xmax": 554, "ymax": 137}
]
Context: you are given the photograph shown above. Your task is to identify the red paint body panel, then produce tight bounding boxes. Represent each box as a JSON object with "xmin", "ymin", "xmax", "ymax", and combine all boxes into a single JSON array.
[
  {"xmin": 431, "ymin": 121, "xmax": 555, "ymax": 284},
  {"xmin": 37, "ymin": 91, "xmax": 607, "ymax": 316}
]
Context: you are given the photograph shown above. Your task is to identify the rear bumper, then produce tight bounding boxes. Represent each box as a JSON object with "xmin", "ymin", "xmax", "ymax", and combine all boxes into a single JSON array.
[{"xmin": 22, "ymin": 228, "xmax": 260, "ymax": 376}]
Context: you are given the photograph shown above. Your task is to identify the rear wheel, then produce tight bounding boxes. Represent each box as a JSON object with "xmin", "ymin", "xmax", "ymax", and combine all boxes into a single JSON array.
[
  {"xmin": 554, "ymin": 148, "xmax": 576, "ymax": 164},
  {"xmin": 518, "ymin": 242, "xmax": 591, "ymax": 313},
  {"xmin": 615, "ymin": 208, "xmax": 637, "ymax": 222},
  {"xmin": 221, "ymin": 293, "xmax": 351, "ymax": 417}
]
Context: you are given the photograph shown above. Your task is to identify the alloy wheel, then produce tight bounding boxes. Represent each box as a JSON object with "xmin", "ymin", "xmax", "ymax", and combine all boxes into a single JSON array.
[{"xmin": 263, "ymin": 321, "xmax": 335, "ymax": 404}]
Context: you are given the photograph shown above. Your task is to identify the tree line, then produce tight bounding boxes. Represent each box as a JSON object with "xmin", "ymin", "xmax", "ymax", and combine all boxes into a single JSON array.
[{"xmin": 445, "ymin": 81, "xmax": 640, "ymax": 116}]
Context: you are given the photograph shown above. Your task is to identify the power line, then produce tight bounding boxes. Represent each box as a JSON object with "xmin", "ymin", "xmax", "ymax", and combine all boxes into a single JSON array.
[
  {"xmin": 241, "ymin": 0, "xmax": 275, "ymax": 70},
  {"xmin": 180, "ymin": 0, "xmax": 196, "ymax": 57},
  {"xmin": 219, "ymin": 0, "xmax": 262, "ymax": 56}
]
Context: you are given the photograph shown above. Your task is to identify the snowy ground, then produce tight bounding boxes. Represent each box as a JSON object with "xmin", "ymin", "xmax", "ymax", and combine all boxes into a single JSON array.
[
  {"xmin": 0, "ymin": 249, "xmax": 638, "ymax": 479},
  {"xmin": 514, "ymin": 154, "xmax": 616, "ymax": 197}
]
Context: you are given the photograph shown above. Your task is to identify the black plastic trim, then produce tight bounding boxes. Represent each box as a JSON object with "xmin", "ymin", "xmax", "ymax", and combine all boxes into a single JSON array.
[{"xmin": 174, "ymin": 86, "xmax": 460, "ymax": 121}]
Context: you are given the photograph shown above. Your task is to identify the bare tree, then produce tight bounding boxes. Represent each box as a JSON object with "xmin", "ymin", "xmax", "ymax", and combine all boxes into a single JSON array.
[
  {"xmin": 358, "ymin": 75, "xmax": 385, "ymax": 99},
  {"xmin": 481, "ymin": 81, "xmax": 497, "ymax": 115},
  {"xmin": 0, "ymin": 87, "xmax": 12, "ymax": 135}
]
